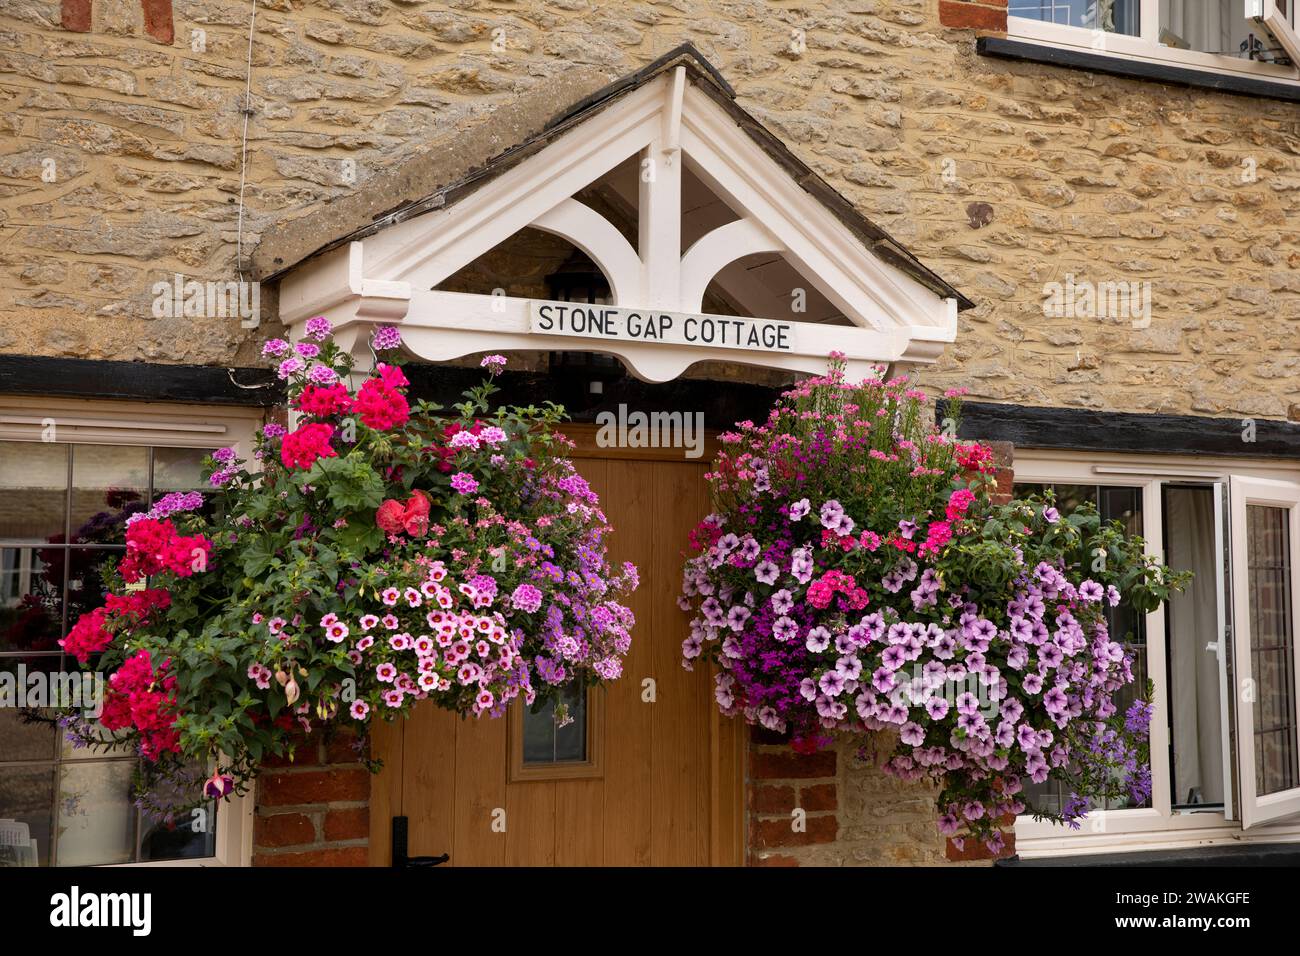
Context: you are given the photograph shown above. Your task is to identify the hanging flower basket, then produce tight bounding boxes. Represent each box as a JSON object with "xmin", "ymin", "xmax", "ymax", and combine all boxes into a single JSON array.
[
  {"xmin": 679, "ymin": 356, "xmax": 1185, "ymax": 852},
  {"xmin": 59, "ymin": 321, "xmax": 637, "ymax": 813}
]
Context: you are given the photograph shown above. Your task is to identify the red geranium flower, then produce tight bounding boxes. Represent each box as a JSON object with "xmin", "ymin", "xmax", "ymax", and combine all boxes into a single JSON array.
[{"xmin": 281, "ymin": 422, "xmax": 337, "ymax": 471}]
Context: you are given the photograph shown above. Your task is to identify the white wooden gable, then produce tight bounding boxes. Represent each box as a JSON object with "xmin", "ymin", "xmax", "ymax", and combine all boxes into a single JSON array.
[{"xmin": 278, "ymin": 64, "xmax": 962, "ymax": 382}]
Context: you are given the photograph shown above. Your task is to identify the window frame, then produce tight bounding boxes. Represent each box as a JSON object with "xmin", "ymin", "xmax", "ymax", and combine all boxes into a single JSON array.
[
  {"xmin": 1011, "ymin": 449, "xmax": 1300, "ymax": 858},
  {"xmin": 507, "ymin": 687, "xmax": 605, "ymax": 783},
  {"xmin": 0, "ymin": 395, "xmax": 265, "ymax": 868},
  {"xmin": 1228, "ymin": 475, "xmax": 1300, "ymax": 828},
  {"xmin": 1008, "ymin": 1, "xmax": 1300, "ymax": 86}
]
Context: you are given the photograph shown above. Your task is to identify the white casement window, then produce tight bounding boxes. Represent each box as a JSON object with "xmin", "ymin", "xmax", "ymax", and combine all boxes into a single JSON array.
[
  {"xmin": 1009, "ymin": 1, "xmax": 1300, "ymax": 85},
  {"xmin": 0, "ymin": 398, "xmax": 261, "ymax": 867},
  {"xmin": 1013, "ymin": 451, "xmax": 1300, "ymax": 858}
]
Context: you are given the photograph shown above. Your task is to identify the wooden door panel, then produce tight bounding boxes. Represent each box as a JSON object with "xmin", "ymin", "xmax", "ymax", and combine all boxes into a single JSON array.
[
  {"xmin": 404, "ymin": 706, "xmax": 456, "ymax": 864},
  {"xmin": 451, "ymin": 714, "xmax": 508, "ymax": 865},
  {"xmin": 374, "ymin": 444, "xmax": 744, "ymax": 867},
  {"xmin": 505, "ymin": 779, "xmax": 556, "ymax": 865},
  {"xmin": 598, "ymin": 458, "xmax": 655, "ymax": 865},
  {"xmin": 650, "ymin": 461, "xmax": 710, "ymax": 865}
]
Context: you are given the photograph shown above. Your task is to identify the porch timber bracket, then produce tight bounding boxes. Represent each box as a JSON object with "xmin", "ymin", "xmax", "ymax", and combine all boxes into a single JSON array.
[{"xmin": 276, "ymin": 52, "xmax": 967, "ymax": 382}]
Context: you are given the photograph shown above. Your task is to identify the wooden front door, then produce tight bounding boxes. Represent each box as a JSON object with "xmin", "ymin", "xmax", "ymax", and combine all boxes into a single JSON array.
[{"xmin": 368, "ymin": 427, "xmax": 745, "ymax": 866}]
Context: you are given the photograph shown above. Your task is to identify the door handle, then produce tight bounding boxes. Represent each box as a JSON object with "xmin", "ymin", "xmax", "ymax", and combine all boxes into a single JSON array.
[{"xmin": 391, "ymin": 815, "xmax": 449, "ymax": 868}]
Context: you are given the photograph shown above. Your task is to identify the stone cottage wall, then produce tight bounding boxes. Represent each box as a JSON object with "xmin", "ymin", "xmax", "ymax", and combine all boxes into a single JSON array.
[{"xmin": 1, "ymin": 0, "xmax": 1298, "ymax": 419}]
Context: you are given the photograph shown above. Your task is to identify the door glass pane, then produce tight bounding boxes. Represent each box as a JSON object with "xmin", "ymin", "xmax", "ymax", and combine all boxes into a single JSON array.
[
  {"xmin": 0, "ymin": 547, "xmax": 64, "ymax": 652},
  {"xmin": 69, "ymin": 445, "xmax": 148, "ymax": 541},
  {"xmin": 1011, "ymin": 0, "xmax": 1141, "ymax": 34},
  {"xmin": 0, "ymin": 765, "xmax": 55, "ymax": 866},
  {"xmin": 56, "ymin": 759, "xmax": 137, "ymax": 866},
  {"xmin": 1246, "ymin": 505, "xmax": 1298, "ymax": 796},
  {"xmin": 0, "ymin": 442, "xmax": 67, "ymax": 544},
  {"xmin": 522, "ymin": 684, "xmax": 588, "ymax": 764}
]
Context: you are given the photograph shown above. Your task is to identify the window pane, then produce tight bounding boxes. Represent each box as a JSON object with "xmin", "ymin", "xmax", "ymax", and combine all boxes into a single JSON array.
[
  {"xmin": 69, "ymin": 445, "xmax": 147, "ymax": 542},
  {"xmin": 64, "ymin": 549, "xmax": 116, "ymax": 624},
  {"xmin": 1164, "ymin": 486, "xmax": 1225, "ymax": 807},
  {"xmin": 56, "ymin": 760, "xmax": 137, "ymax": 866},
  {"xmin": 0, "ymin": 764, "xmax": 55, "ymax": 866},
  {"xmin": 0, "ymin": 442, "xmax": 67, "ymax": 544},
  {"xmin": 1018, "ymin": 482, "xmax": 1151, "ymax": 814},
  {"xmin": 61, "ymin": 718, "xmax": 131, "ymax": 760},
  {"xmin": 1246, "ymin": 505, "xmax": 1298, "ymax": 797},
  {"xmin": 0, "ymin": 657, "xmax": 59, "ymax": 761},
  {"xmin": 153, "ymin": 447, "xmax": 215, "ymax": 495},
  {"xmin": 0, "ymin": 547, "xmax": 63, "ymax": 652},
  {"xmin": 140, "ymin": 796, "xmax": 216, "ymax": 862},
  {"xmin": 1011, "ymin": 0, "xmax": 1141, "ymax": 34},
  {"xmin": 523, "ymin": 685, "xmax": 588, "ymax": 764}
]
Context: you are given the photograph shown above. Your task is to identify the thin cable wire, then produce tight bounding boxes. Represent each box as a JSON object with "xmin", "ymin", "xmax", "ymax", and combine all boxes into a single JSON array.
[{"xmin": 235, "ymin": 0, "xmax": 259, "ymax": 282}]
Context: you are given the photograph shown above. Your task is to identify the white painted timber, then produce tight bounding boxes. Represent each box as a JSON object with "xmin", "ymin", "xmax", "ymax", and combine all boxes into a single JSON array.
[{"xmin": 277, "ymin": 70, "xmax": 960, "ymax": 380}]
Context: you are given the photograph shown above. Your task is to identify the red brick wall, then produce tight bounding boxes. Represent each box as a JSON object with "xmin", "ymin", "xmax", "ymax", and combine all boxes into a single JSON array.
[
  {"xmin": 252, "ymin": 731, "xmax": 372, "ymax": 867},
  {"xmin": 748, "ymin": 730, "xmax": 840, "ymax": 866},
  {"xmin": 938, "ymin": 0, "xmax": 1009, "ymax": 33},
  {"xmin": 61, "ymin": 0, "xmax": 175, "ymax": 43}
]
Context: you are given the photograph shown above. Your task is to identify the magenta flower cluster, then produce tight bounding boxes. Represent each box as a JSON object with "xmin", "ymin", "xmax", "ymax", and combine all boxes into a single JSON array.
[{"xmin": 680, "ymin": 360, "xmax": 1158, "ymax": 850}]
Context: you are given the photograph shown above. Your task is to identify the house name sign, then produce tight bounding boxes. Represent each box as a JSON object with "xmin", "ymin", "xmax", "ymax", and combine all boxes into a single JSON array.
[{"xmin": 528, "ymin": 300, "xmax": 794, "ymax": 353}]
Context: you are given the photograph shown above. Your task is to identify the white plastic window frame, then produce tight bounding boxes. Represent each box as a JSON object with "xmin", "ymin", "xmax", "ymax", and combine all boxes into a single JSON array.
[
  {"xmin": 1011, "ymin": 449, "xmax": 1300, "ymax": 859},
  {"xmin": 0, "ymin": 396, "xmax": 265, "ymax": 867},
  {"xmin": 1008, "ymin": 1, "xmax": 1300, "ymax": 86}
]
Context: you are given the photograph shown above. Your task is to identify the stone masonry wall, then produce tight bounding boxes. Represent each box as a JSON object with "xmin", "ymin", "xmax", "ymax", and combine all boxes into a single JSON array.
[{"xmin": 1, "ymin": 1, "xmax": 1298, "ymax": 419}]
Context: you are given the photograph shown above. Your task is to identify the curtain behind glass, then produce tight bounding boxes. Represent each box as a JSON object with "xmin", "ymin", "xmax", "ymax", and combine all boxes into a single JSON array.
[{"xmin": 1165, "ymin": 487, "xmax": 1225, "ymax": 805}]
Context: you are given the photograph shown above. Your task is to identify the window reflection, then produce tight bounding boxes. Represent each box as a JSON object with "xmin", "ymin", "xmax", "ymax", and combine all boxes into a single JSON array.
[
  {"xmin": 1011, "ymin": 0, "xmax": 1141, "ymax": 34},
  {"xmin": 1246, "ymin": 505, "xmax": 1298, "ymax": 796},
  {"xmin": 523, "ymin": 684, "xmax": 588, "ymax": 764},
  {"xmin": 0, "ymin": 548, "xmax": 63, "ymax": 653},
  {"xmin": 69, "ymin": 445, "xmax": 148, "ymax": 541},
  {"xmin": 1014, "ymin": 482, "xmax": 1150, "ymax": 814},
  {"xmin": 0, "ymin": 443, "xmax": 68, "ymax": 544}
]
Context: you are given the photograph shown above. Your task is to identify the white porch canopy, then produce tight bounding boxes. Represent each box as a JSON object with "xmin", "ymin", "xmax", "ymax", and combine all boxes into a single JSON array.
[{"xmin": 276, "ymin": 48, "xmax": 968, "ymax": 382}]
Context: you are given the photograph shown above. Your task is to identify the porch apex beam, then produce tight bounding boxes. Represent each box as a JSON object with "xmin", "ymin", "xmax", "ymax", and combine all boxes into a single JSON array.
[
  {"xmin": 662, "ymin": 65, "xmax": 686, "ymax": 155},
  {"xmin": 639, "ymin": 139, "xmax": 681, "ymax": 309}
]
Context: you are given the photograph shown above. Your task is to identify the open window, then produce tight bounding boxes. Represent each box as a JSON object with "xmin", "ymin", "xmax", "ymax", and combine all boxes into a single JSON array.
[
  {"xmin": 1247, "ymin": 0, "xmax": 1300, "ymax": 64},
  {"xmin": 1012, "ymin": 456, "xmax": 1300, "ymax": 857},
  {"xmin": 1009, "ymin": 0, "xmax": 1300, "ymax": 83},
  {"xmin": 1228, "ymin": 475, "xmax": 1300, "ymax": 828}
]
